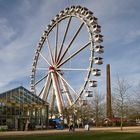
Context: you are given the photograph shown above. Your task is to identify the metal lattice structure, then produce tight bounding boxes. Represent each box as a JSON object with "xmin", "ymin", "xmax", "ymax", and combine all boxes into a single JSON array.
[{"xmin": 31, "ymin": 6, "xmax": 104, "ymax": 115}]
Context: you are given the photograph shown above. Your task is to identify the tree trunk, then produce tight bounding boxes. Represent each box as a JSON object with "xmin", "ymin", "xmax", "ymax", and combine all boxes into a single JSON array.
[{"xmin": 120, "ymin": 105, "xmax": 123, "ymax": 131}]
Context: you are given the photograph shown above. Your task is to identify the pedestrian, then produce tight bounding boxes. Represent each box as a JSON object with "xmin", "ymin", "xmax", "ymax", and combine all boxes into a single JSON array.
[
  {"xmin": 69, "ymin": 121, "xmax": 73, "ymax": 131},
  {"xmin": 85, "ymin": 123, "xmax": 90, "ymax": 131}
]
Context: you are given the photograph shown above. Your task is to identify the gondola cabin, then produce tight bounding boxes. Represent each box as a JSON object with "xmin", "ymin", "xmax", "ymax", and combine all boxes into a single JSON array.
[
  {"xmin": 89, "ymin": 80, "xmax": 97, "ymax": 87},
  {"xmin": 92, "ymin": 69, "xmax": 101, "ymax": 76},
  {"xmin": 94, "ymin": 57, "xmax": 103, "ymax": 65},
  {"xmin": 93, "ymin": 24, "xmax": 101, "ymax": 33},
  {"xmin": 85, "ymin": 90, "xmax": 93, "ymax": 97},
  {"xmin": 89, "ymin": 17, "xmax": 98, "ymax": 25},
  {"xmin": 94, "ymin": 45, "xmax": 104, "ymax": 54},
  {"xmin": 94, "ymin": 34, "xmax": 103, "ymax": 43}
]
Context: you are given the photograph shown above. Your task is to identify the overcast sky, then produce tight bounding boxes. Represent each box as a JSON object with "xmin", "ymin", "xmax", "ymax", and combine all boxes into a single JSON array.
[{"xmin": 0, "ymin": 0, "xmax": 140, "ymax": 93}]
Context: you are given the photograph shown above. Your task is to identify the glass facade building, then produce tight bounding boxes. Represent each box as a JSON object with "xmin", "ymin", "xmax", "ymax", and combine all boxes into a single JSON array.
[{"xmin": 0, "ymin": 86, "xmax": 49, "ymax": 131}]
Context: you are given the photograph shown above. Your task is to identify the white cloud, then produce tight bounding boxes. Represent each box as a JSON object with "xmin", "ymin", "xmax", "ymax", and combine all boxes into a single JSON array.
[
  {"xmin": 0, "ymin": 0, "xmax": 57, "ymax": 92},
  {"xmin": 18, "ymin": 0, "xmax": 31, "ymax": 13},
  {"xmin": 0, "ymin": 0, "xmax": 140, "ymax": 94},
  {"xmin": 0, "ymin": 18, "xmax": 16, "ymax": 43},
  {"xmin": 123, "ymin": 30, "xmax": 140, "ymax": 44}
]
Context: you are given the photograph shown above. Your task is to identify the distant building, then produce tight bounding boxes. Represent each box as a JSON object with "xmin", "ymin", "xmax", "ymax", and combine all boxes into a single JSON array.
[{"xmin": 0, "ymin": 86, "xmax": 49, "ymax": 131}]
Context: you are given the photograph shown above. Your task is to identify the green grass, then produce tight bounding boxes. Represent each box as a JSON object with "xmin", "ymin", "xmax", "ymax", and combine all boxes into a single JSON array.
[{"xmin": 1, "ymin": 131, "xmax": 140, "ymax": 140}]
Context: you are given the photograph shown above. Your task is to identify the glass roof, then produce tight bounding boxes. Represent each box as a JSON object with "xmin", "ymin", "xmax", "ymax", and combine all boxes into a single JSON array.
[{"xmin": 0, "ymin": 86, "xmax": 48, "ymax": 106}]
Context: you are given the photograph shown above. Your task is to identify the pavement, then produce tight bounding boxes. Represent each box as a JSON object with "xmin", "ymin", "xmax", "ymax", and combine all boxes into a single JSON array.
[{"xmin": 0, "ymin": 126, "xmax": 140, "ymax": 138}]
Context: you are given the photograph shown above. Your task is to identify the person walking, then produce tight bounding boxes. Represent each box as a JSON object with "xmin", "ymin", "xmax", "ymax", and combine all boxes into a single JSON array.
[{"xmin": 69, "ymin": 121, "xmax": 73, "ymax": 131}]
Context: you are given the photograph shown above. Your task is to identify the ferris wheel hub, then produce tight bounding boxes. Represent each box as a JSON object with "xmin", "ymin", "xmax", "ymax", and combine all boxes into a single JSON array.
[{"xmin": 49, "ymin": 66, "xmax": 55, "ymax": 71}]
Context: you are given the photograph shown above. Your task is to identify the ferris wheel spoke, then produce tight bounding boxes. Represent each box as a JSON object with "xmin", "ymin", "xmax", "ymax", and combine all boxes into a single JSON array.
[
  {"xmin": 56, "ymin": 71, "xmax": 78, "ymax": 96},
  {"xmin": 71, "ymin": 90, "xmax": 85, "ymax": 107},
  {"xmin": 50, "ymin": 88, "xmax": 56, "ymax": 112},
  {"xmin": 44, "ymin": 80, "xmax": 52, "ymax": 101},
  {"xmin": 34, "ymin": 74, "xmax": 48, "ymax": 86},
  {"xmin": 39, "ymin": 52, "xmax": 51, "ymax": 66},
  {"xmin": 57, "ymin": 42, "xmax": 90, "ymax": 68},
  {"xmin": 51, "ymin": 72, "xmax": 64, "ymax": 114},
  {"xmin": 58, "ymin": 68, "xmax": 88, "ymax": 71},
  {"xmin": 42, "ymin": 74, "xmax": 52, "ymax": 100},
  {"xmin": 57, "ymin": 22, "xmax": 84, "ymax": 65},
  {"xmin": 38, "ymin": 86, "xmax": 45, "ymax": 97},
  {"xmin": 57, "ymin": 17, "xmax": 72, "ymax": 63},
  {"xmin": 59, "ymin": 77, "xmax": 73, "ymax": 106},
  {"xmin": 36, "ymin": 67, "xmax": 49, "ymax": 70},
  {"xmin": 46, "ymin": 37, "xmax": 55, "ymax": 64},
  {"xmin": 54, "ymin": 23, "xmax": 59, "ymax": 62}
]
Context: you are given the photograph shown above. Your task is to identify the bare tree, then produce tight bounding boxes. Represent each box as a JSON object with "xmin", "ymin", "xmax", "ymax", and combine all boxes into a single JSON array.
[
  {"xmin": 113, "ymin": 75, "xmax": 131, "ymax": 130},
  {"xmin": 130, "ymin": 82, "xmax": 140, "ymax": 119},
  {"xmin": 90, "ymin": 90, "xmax": 105, "ymax": 126}
]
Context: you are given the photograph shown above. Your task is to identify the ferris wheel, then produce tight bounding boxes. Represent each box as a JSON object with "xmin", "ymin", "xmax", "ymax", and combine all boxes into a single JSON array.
[{"xmin": 30, "ymin": 6, "xmax": 104, "ymax": 115}]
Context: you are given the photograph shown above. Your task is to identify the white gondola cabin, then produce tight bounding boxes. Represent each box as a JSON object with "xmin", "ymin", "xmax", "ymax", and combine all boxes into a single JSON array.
[
  {"xmin": 70, "ymin": 6, "xmax": 75, "ymax": 12},
  {"xmin": 47, "ymin": 25, "xmax": 51, "ymax": 30},
  {"xmin": 93, "ymin": 24, "xmax": 101, "ymax": 33},
  {"xmin": 40, "ymin": 36, "xmax": 45, "ymax": 42},
  {"xmin": 94, "ymin": 57, "xmax": 103, "ymax": 65},
  {"xmin": 85, "ymin": 90, "xmax": 93, "ymax": 97},
  {"xmin": 89, "ymin": 17, "xmax": 98, "ymax": 25},
  {"xmin": 54, "ymin": 14, "xmax": 59, "ymax": 20},
  {"xmin": 94, "ymin": 34, "xmax": 103, "ymax": 43},
  {"xmin": 31, "ymin": 68, "xmax": 35, "ymax": 73},
  {"xmin": 43, "ymin": 31, "xmax": 48, "ymax": 36},
  {"xmin": 59, "ymin": 11, "xmax": 64, "ymax": 16},
  {"xmin": 94, "ymin": 45, "xmax": 104, "ymax": 54},
  {"xmin": 30, "ymin": 75, "xmax": 34, "ymax": 79},
  {"xmin": 32, "ymin": 61, "xmax": 36, "ymax": 67},
  {"xmin": 50, "ymin": 19, "xmax": 55, "ymax": 25},
  {"xmin": 92, "ymin": 69, "xmax": 101, "ymax": 76},
  {"xmin": 37, "ymin": 46, "xmax": 41, "ymax": 52},
  {"xmin": 30, "ymin": 84, "xmax": 34, "ymax": 87},
  {"xmin": 85, "ymin": 11, "xmax": 93, "ymax": 19},
  {"xmin": 75, "ymin": 6, "xmax": 81, "ymax": 12},
  {"xmin": 31, "ymin": 86, "xmax": 34, "ymax": 91},
  {"xmin": 30, "ymin": 79, "xmax": 34, "ymax": 85},
  {"xmin": 89, "ymin": 80, "xmax": 97, "ymax": 87},
  {"xmin": 64, "ymin": 8, "xmax": 69, "ymax": 13},
  {"xmin": 81, "ymin": 7, "xmax": 88, "ymax": 15}
]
